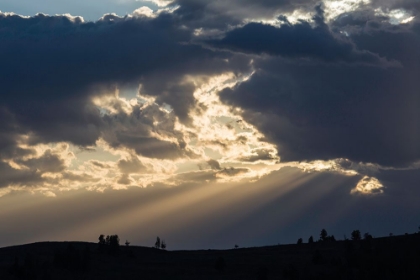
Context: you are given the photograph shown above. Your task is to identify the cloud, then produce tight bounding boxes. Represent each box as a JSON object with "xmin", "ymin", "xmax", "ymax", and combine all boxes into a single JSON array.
[
  {"xmin": 370, "ymin": 0, "xmax": 420, "ymax": 14},
  {"xmin": 15, "ymin": 149, "xmax": 67, "ymax": 173},
  {"xmin": 1, "ymin": 1, "xmax": 420, "ymax": 195},
  {"xmin": 0, "ymin": 11, "xmax": 248, "ymax": 162},
  {"xmin": 238, "ymin": 149, "xmax": 279, "ymax": 163},
  {"xmin": 0, "ymin": 11, "xmax": 202, "ymax": 141},
  {"xmin": 117, "ymin": 156, "xmax": 147, "ymax": 174},
  {"xmin": 142, "ymin": 0, "xmax": 174, "ymax": 7},
  {"xmin": 207, "ymin": 6, "xmax": 395, "ymax": 66},
  {"xmin": 0, "ymin": 161, "xmax": 43, "ymax": 188},
  {"xmin": 219, "ymin": 14, "xmax": 420, "ymax": 166},
  {"xmin": 351, "ymin": 176, "xmax": 384, "ymax": 195},
  {"xmin": 207, "ymin": 159, "xmax": 221, "ymax": 170},
  {"xmin": 171, "ymin": 0, "xmax": 319, "ymax": 29},
  {"xmin": 217, "ymin": 167, "xmax": 249, "ymax": 177}
]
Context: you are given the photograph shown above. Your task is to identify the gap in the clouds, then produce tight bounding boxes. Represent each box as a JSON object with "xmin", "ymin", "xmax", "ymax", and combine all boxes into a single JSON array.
[{"xmin": 0, "ymin": 0, "xmax": 159, "ymax": 21}]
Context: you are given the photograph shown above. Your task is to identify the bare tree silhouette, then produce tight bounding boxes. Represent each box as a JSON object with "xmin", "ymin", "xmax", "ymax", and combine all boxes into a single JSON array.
[
  {"xmin": 155, "ymin": 236, "xmax": 161, "ymax": 249},
  {"xmin": 351, "ymin": 230, "xmax": 361, "ymax": 241}
]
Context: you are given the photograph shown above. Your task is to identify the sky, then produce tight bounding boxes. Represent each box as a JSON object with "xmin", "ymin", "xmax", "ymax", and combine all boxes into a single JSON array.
[{"xmin": 0, "ymin": 0, "xmax": 419, "ymax": 249}]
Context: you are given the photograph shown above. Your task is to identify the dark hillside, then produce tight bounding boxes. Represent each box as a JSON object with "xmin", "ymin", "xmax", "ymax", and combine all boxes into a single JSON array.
[{"xmin": 1, "ymin": 234, "xmax": 420, "ymax": 279}]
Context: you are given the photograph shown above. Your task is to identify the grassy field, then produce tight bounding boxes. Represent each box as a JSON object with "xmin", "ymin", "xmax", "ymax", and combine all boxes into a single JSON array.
[{"xmin": 1, "ymin": 234, "xmax": 420, "ymax": 279}]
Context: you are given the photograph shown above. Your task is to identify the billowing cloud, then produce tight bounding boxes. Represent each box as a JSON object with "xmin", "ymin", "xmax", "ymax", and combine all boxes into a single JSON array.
[
  {"xmin": 207, "ymin": 6, "xmax": 395, "ymax": 66},
  {"xmin": 171, "ymin": 0, "xmax": 319, "ymax": 29},
  {"xmin": 219, "ymin": 15, "xmax": 420, "ymax": 167},
  {"xmin": 1, "ymin": 1, "xmax": 420, "ymax": 200},
  {"xmin": 118, "ymin": 156, "xmax": 147, "ymax": 174},
  {"xmin": 207, "ymin": 159, "xmax": 221, "ymax": 170}
]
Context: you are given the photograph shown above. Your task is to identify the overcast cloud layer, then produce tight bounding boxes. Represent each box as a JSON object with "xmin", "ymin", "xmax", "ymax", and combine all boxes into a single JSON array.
[{"xmin": 0, "ymin": 0, "xmax": 420, "ymax": 248}]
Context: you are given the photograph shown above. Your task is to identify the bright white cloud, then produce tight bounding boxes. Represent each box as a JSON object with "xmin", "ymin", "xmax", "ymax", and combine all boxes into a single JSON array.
[
  {"xmin": 139, "ymin": 0, "xmax": 173, "ymax": 7},
  {"xmin": 351, "ymin": 175, "xmax": 384, "ymax": 194},
  {"xmin": 132, "ymin": 6, "xmax": 156, "ymax": 17},
  {"xmin": 375, "ymin": 8, "xmax": 415, "ymax": 24}
]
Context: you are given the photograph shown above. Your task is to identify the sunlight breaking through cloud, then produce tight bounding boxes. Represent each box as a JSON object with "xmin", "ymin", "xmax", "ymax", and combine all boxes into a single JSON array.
[
  {"xmin": 375, "ymin": 8, "xmax": 415, "ymax": 24},
  {"xmin": 351, "ymin": 176, "xmax": 384, "ymax": 194}
]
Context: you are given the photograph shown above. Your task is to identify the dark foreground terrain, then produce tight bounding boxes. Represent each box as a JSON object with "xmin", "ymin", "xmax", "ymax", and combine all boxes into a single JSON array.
[{"xmin": 1, "ymin": 234, "xmax": 420, "ymax": 280}]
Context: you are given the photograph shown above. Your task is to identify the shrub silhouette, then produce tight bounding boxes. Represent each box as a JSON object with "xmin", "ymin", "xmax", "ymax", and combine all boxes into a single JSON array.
[
  {"xmin": 320, "ymin": 229, "xmax": 328, "ymax": 241},
  {"xmin": 98, "ymin": 234, "xmax": 120, "ymax": 255},
  {"xmin": 297, "ymin": 238, "xmax": 303, "ymax": 245},
  {"xmin": 98, "ymin": 234, "xmax": 106, "ymax": 252},
  {"xmin": 161, "ymin": 240, "xmax": 167, "ymax": 250},
  {"xmin": 351, "ymin": 230, "xmax": 361, "ymax": 241},
  {"xmin": 308, "ymin": 236, "xmax": 314, "ymax": 243},
  {"xmin": 108, "ymin": 235, "xmax": 120, "ymax": 255},
  {"xmin": 155, "ymin": 236, "xmax": 161, "ymax": 249},
  {"xmin": 364, "ymin": 232, "xmax": 373, "ymax": 240}
]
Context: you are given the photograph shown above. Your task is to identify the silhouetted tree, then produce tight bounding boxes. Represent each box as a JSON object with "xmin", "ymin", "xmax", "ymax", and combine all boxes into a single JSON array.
[
  {"xmin": 108, "ymin": 235, "xmax": 120, "ymax": 255},
  {"xmin": 351, "ymin": 230, "xmax": 361, "ymax": 241},
  {"xmin": 161, "ymin": 240, "xmax": 167, "ymax": 250},
  {"xmin": 308, "ymin": 236, "xmax": 314, "ymax": 243},
  {"xmin": 98, "ymin": 234, "xmax": 106, "ymax": 252},
  {"xmin": 155, "ymin": 236, "xmax": 161, "ymax": 249},
  {"xmin": 125, "ymin": 240, "xmax": 130, "ymax": 247},
  {"xmin": 364, "ymin": 232, "xmax": 373, "ymax": 240},
  {"xmin": 234, "ymin": 244, "xmax": 239, "ymax": 249},
  {"xmin": 297, "ymin": 238, "xmax": 303, "ymax": 245},
  {"xmin": 320, "ymin": 229, "xmax": 328, "ymax": 241}
]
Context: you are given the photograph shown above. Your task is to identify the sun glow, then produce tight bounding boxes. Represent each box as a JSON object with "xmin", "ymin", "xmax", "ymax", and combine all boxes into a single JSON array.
[{"xmin": 351, "ymin": 176, "xmax": 384, "ymax": 194}]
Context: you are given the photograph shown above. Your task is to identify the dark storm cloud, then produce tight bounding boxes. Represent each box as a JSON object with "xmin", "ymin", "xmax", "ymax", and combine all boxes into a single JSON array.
[
  {"xmin": 0, "ymin": 11, "xmax": 249, "ymax": 165},
  {"xmin": 207, "ymin": 7, "xmax": 395, "ymax": 66},
  {"xmin": 219, "ymin": 14, "xmax": 420, "ymax": 166},
  {"xmin": 1, "ymin": 0, "xmax": 419, "ymax": 178},
  {"xmin": 171, "ymin": 0, "xmax": 318, "ymax": 29},
  {"xmin": 0, "ymin": 12, "xmax": 191, "ymax": 147},
  {"xmin": 370, "ymin": 0, "xmax": 420, "ymax": 13}
]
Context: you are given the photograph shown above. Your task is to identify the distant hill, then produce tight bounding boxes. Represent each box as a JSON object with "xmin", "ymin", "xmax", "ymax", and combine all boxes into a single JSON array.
[{"xmin": 1, "ymin": 234, "xmax": 420, "ymax": 279}]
